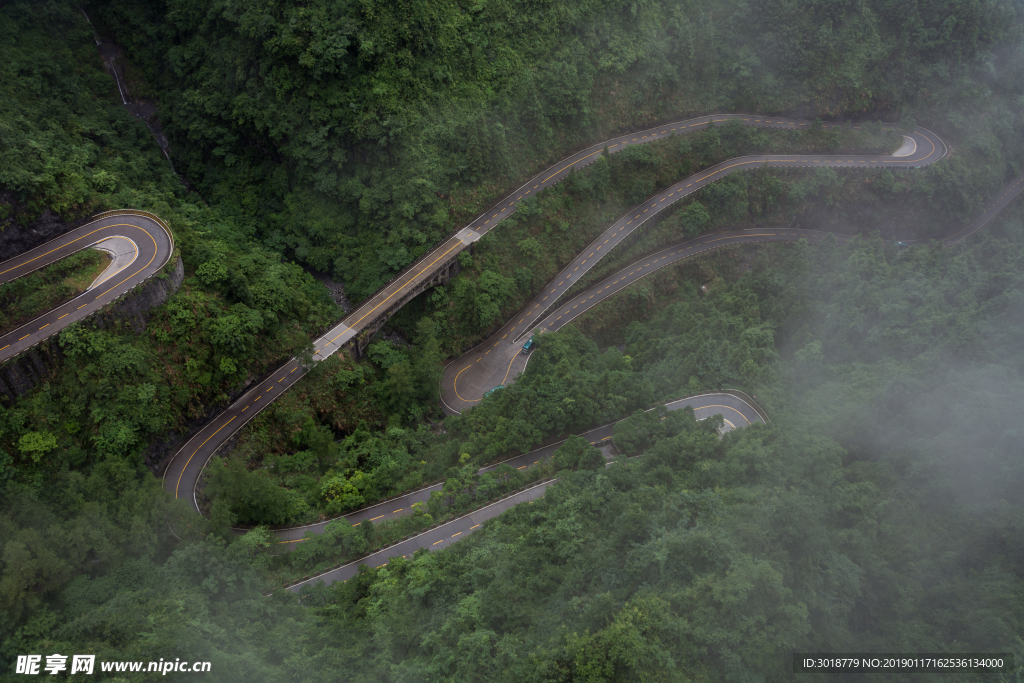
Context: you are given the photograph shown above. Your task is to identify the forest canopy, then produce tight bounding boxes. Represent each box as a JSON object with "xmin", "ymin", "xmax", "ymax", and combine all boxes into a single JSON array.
[
  {"xmin": 87, "ymin": 0, "xmax": 1024, "ymax": 297},
  {"xmin": 0, "ymin": 0, "xmax": 1023, "ymax": 679}
]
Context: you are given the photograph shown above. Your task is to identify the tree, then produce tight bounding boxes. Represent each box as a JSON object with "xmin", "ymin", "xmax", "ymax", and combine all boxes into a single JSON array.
[
  {"xmin": 412, "ymin": 317, "xmax": 444, "ymax": 404},
  {"xmin": 679, "ymin": 201, "xmax": 710, "ymax": 237},
  {"xmin": 321, "ymin": 470, "xmax": 370, "ymax": 515},
  {"xmin": 205, "ymin": 457, "xmax": 307, "ymax": 525},
  {"xmin": 553, "ymin": 435, "xmax": 605, "ymax": 471},
  {"xmin": 17, "ymin": 432, "xmax": 57, "ymax": 462},
  {"xmin": 453, "ymin": 270, "xmax": 515, "ymax": 333},
  {"xmin": 378, "ymin": 361, "xmax": 419, "ymax": 418}
]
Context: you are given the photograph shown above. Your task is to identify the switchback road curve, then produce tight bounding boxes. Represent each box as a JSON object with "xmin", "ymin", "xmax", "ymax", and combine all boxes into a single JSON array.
[
  {"xmin": 159, "ymin": 113, "xmax": 1018, "ymax": 583},
  {"xmin": 441, "ymin": 165, "xmax": 1024, "ymax": 413},
  {"xmin": 440, "ymin": 228, "xmax": 862, "ymax": 413},
  {"xmin": 439, "ymin": 119, "xmax": 948, "ymax": 413},
  {"xmin": 439, "ymin": 167, "xmax": 1024, "ymax": 413},
  {"xmin": 0, "ymin": 210, "xmax": 174, "ymax": 364}
]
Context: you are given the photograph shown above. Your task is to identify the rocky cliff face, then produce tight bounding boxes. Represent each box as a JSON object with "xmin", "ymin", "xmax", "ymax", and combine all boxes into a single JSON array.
[
  {"xmin": 0, "ymin": 204, "xmax": 91, "ymax": 263},
  {"xmin": 94, "ymin": 255, "xmax": 184, "ymax": 333}
]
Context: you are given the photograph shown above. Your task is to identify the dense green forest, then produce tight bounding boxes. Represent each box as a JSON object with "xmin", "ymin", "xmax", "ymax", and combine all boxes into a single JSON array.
[
  {"xmin": 2, "ymin": 0, "xmax": 1024, "ymax": 679},
  {"xmin": 4, "ymin": 217, "xmax": 1022, "ymax": 681},
  {"xmin": 0, "ymin": 2, "xmax": 350, "ymax": 488},
  {"xmin": 88, "ymin": 0, "xmax": 1024, "ymax": 299}
]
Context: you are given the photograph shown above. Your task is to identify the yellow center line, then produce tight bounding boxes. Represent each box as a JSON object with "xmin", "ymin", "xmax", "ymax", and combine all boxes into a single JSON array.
[
  {"xmin": 174, "ymin": 415, "xmax": 237, "ymax": 498},
  {"xmin": 0, "ymin": 223, "xmax": 141, "ymax": 276},
  {"xmin": 543, "ymin": 147, "xmax": 605, "ymax": 182},
  {"xmin": 453, "ymin": 365, "xmax": 480, "ymax": 403},
  {"xmin": 93, "ymin": 226, "xmax": 161, "ymax": 300},
  {"xmin": 500, "ymin": 351, "xmax": 519, "ymax": 385}
]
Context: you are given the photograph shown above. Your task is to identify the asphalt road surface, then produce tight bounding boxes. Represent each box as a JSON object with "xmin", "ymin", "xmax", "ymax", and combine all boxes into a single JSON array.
[
  {"xmin": 440, "ymin": 228, "xmax": 855, "ymax": 414},
  {"xmin": 154, "ymin": 114, "xmax": 1024, "ymax": 580},
  {"xmin": 2, "ymin": 111, "xmax": 1021, "ymax": 591},
  {"xmin": 0, "ymin": 211, "xmax": 173, "ymax": 363}
]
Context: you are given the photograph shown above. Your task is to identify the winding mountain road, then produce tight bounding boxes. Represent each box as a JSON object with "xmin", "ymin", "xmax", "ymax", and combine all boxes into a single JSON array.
[
  {"xmin": 163, "ymin": 116, "xmax": 942, "ymax": 530},
  {"xmin": 155, "ymin": 114, "xmax": 1024, "ymax": 585},
  {"xmin": 440, "ymin": 228, "xmax": 856, "ymax": 413},
  {"xmin": 439, "ymin": 119, "xmax": 946, "ymax": 413},
  {"xmin": 0, "ymin": 210, "xmax": 174, "ymax": 363},
  {"xmin": 6, "ymin": 113, "xmax": 1022, "ymax": 591}
]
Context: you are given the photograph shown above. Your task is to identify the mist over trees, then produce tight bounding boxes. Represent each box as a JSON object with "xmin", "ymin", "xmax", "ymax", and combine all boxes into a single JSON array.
[{"xmin": 1, "ymin": 0, "xmax": 1023, "ymax": 679}]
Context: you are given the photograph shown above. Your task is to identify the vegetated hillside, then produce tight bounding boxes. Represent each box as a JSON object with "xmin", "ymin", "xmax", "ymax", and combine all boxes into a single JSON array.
[
  {"xmin": 1, "ymin": 0, "xmax": 1023, "ymax": 677},
  {"xmin": 261, "ymin": 211, "xmax": 1024, "ymax": 679},
  {"xmin": 213, "ymin": 108, "xmax": 1024, "ymax": 530},
  {"xmin": 3, "ymin": 209, "xmax": 1021, "ymax": 681},
  {"xmin": 0, "ymin": 249, "xmax": 108, "ymax": 336},
  {"xmin": 0, "ymin": 4, "xmax": 346, "ymax": 484},
  {"xmin": 87, "ymin": 0, "xmax": 1024, "ymax": 299}
]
